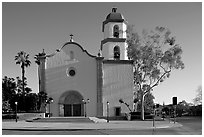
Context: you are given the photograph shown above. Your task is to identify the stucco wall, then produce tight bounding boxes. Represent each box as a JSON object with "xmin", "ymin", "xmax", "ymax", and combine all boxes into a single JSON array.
[
  {"xmin": 102, "ymin": 62, "xmax": 134, "ymax": 116},
  {"xmin": 45, "ymin": 42, "xmax": 97, "ymax": 117}
]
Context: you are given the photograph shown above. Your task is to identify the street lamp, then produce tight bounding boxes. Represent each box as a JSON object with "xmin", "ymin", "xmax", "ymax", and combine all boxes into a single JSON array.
[
  {"xmin": 82, "ymin": 99, "xmax": 90, "ymax": 117},
  {"xmin": 107, "ymin": 101, "xmax": 109, "ymax": 123},
  {"xmin": 174, "ymin": 105, "xmax": 176, "ymax": 124},
  {"xmin": 46, "ymin": 97, "xmax": 53, "ymax": 118},
  {"xmin": 172, "ymin": 97, "xmax": 177, "ymax": 124},
  {"xmin": 15, "ymin": 102, "xmax": 18, "ymax": 122},
  {"xmin": 152, "ymin": 104, "xmax": 159, "ymax": 127},
  {"xmin": 152, "ymin": 104, "xmax": 156, "ymax": 127}
]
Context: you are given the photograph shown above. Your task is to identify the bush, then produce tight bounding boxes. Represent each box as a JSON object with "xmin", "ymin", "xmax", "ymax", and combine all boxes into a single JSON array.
[
  {"xmin": 129, "ymin": 112, "xmax": 151, "ymax": 115},
  {"xmin": 130, "ymin": 112, "xmax": 140, "ymax": 115},
  {"xmin": 2, "ymin": 114, "xmax": 18, "ymax": 119},
  {"xmin": 128, "ymin": 112, "xmax": 153, "ymax": 120}
]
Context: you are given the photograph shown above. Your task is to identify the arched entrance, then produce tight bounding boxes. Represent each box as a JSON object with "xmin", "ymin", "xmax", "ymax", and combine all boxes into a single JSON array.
[{"xmin": 59, "ymin": 91, "xmax": 84, "ymax": 117}]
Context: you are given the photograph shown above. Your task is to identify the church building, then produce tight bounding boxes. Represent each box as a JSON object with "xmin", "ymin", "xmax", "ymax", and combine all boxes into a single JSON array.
[{"xmin": 37, "ymin": 8, "xmax": 134, "ymax": 117}]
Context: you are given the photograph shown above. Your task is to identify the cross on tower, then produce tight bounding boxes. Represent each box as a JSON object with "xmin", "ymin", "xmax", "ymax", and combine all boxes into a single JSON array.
[
  {"xmin": 112, "ymin": 7, "xmax": 117, "ymax": 13},
  {"xmin": 70, "ymin": 34, "xmax": 74, "ymax": 42}
]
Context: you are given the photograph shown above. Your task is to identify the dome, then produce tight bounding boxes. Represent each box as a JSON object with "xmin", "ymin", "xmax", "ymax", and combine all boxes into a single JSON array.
[
  {"xmin": 102, "ymin": 7, "xmax": 127, "ymax": 32},
  {"xmin": 106, "ymin": 7, "xmax": 124, "ymax": 20}
]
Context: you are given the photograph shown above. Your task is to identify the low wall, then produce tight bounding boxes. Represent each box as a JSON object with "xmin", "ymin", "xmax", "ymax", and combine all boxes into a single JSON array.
[{"xmin": 17, "ymin": 113, "xmax": 45, "ymax": 120}]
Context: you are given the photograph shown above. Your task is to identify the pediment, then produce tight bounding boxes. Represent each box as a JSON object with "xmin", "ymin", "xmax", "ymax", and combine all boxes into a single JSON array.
[
  {"xmin": 45, "ymin": 42, "xmax": 96, "ymax": 69},
  {"xmin": 45, "ymin": 50, "xmax": 79, "ymax": 69}
]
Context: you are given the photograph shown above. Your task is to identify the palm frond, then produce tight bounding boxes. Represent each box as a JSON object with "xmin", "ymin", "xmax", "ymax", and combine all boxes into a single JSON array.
[{"xmin": 15, "ymin": 51, "xmax": 31, "ymax": 67}]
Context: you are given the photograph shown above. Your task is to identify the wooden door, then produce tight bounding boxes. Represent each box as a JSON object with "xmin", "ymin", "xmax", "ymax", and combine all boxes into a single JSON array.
[
  {"xmin": 73, "ymin": 104, "xmax": 81, "ymax": 116},
  {"xmin": 64, "ymin": 104, "xmax": 72, "ymax": 116}
]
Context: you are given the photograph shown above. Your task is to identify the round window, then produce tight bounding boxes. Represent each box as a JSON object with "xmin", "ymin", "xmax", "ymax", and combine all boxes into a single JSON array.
[
  {"xmin": 69, "ymin": 69, "xmax": 76, "ymax": 76},
  {"xmin": 66, "ymin": 67, "xmax": 76, "ymax": 77}
]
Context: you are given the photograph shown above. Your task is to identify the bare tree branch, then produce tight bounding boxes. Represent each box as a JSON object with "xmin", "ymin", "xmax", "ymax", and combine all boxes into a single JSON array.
[
  {"xmin": 144, "ymin": 69, "xmax": 171, "ymax": 95},
  {"xmin": 142, "ymin": 71, "xmax": 147, "ymax": 83}
]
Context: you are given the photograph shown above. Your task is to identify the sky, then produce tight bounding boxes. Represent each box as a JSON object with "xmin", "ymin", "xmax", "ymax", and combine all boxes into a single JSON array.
[{"xmin": 2, "ymin": 2, "xmax": 202, "ymax": 105}]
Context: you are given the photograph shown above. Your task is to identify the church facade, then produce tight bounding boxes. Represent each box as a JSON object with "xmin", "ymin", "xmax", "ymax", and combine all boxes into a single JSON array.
[{"xmin": 38, "ymin": 8, "xmax": 134, "ymax": 117}]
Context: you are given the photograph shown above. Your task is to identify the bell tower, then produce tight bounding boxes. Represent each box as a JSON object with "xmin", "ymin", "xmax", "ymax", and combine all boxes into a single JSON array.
[{"xmin": 101, "ymin": 8, "xmax": 128, "ymax": 60}]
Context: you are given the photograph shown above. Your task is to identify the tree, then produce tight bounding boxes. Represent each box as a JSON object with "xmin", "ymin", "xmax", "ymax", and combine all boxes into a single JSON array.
[
  {"xmin": 15, "ymin": 51, "xmax": 31, "ymax": 94},
  {"xmin": 119, "ymin": 98, "xmax": 132, "ymax": 112},
  {"xmin": 34, "ymin": 51, "xmax": 47, "ymax": 112},
  {"xmin": 2, "ymin": 76, "xmax": 37, "ymax": 112},
  {"xmin": 176, "ymin": 100, "xmax": 190, "ymax": 116},
  {"xmin": 37, "ymin": 91, "xmax": 47, "ymax": 112},
  {"xmin": 143, "ymin": 92, "xmax": 155, "ymax": 113},
  {"xmin": 14, "ymin": 77, "xmax": 33, "ymax": 112},
  {"xmin": 15, "ymin": 76, "xmax": 33, "ymax": 112},
  {"xmin": 193, "ymin": 85, "xmax": 202, "ymax": 105},
  {"xmin": 2, "ymin": 76, "xmax": 16, "ymax": 101},
  {"xmin": 25, "ymin": 93, "xmax": 38, "ymax": 112},
  {"xmin": 16, "ymin": 76, "xmax": 32, "ymax": 94},
  {"xmin": 2, "ymin": 76, "xmax": 33, "ymax": 112},
  {"xmin": 127, "ymin": 25, "xmax": 185, "ymax": 120},
  {"xmin": 2, "ymin": 76, "xmax": 16, "ymax": 112},
  {"xmin": 34, "ymin": 51, "xmax": 44, "ymax": 91},
  {"xmin": 136, "ymin": 92, "xmax": 155, "ymax": 113},
  {"xmin": 2, "ymin": 101, "xmax": 12, "ymax": 113}
]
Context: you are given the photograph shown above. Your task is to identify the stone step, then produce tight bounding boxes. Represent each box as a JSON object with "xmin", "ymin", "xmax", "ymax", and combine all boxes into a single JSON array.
[{"xmin": 27, "ymin": 117, "xmax": 94, "ymax": 123}]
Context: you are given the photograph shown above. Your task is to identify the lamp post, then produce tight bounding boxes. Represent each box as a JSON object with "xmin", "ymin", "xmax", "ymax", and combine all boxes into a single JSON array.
[
  {"xmin": 46, "ymin": 97, "xmax": 53, "ymax": 118},
  {"xmin": 15, "ymin": 102, "xmax": 18, "ymax": 122},
  {"xmin": 82, "ymin": 99, "xmax": 90, "ymax": 117},
  {"xmin": 107, "ymin": 101, "xmax": 109, "ymax": 123},
  {"xmin": 152, "ymin": 104, "xmax": 159, "ymax": 127},
  {"xmin": 152, "ymin": 104, "xmax": 155, "ymax": 127},
  {"xmin": 174, "ymin": 105, "xmax": 176, "ymax": 124},
  {"xmin": 169, "ymin": 107, "xmax": 171, "ymax": 123},
  {"xmin": 172, "ymin": 97, "xmax": 177, "ymax": 124}
]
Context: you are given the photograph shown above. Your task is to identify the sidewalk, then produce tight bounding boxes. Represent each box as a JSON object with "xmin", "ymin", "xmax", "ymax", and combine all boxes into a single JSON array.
[{"xmin": 2, "ymin": 118, "xmax": 183, "ymax": 131}]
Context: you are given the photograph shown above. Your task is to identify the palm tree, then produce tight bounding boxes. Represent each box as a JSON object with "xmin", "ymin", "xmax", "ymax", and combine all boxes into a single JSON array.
[
  {"xmin": 15, "ymin": 51, "xmax": 31, "ymax": 94},
  {"xmin": 34, "ymin": 50, "xmax": 46, "ymax": 92},
  {"xmin": 34, "ymin": 51, "xmax": 46, "ymax": 112}
]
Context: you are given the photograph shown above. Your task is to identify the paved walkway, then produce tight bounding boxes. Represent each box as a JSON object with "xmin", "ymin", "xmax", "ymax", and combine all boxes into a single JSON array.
[{"xmin": 2, "ymin": 117, "xmax": 182, "ymax": 131}]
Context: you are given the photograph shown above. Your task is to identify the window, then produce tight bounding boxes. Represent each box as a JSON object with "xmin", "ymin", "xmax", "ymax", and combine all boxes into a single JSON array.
[
  {"xmin": 115, "ymin": 107, "xmax": 121, "ymax": 116},
  {"xmin": 69, "ymin": 69, "xmax": 76, "ymax": 77},
  {"xmin": 113, "ymin": 25, "xmax": 119, "ymax": 38},
  {"xmin": 113, "ymin": 46, "xmax": 120, "ymax": 60},
  {"xmin": 70, "ymin": 51, "xmax": 74, "ymax": 60},
  {"xmin": 66, "ymin": 67, "xmax": 76, "ymax": 77}
]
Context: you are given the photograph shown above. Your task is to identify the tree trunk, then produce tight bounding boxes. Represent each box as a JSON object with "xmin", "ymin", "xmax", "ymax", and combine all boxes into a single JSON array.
[
  {"xmin": 40, "ymin": 102, "xmax": 46, "ymax": 113},
  {"xmin": 21, "ymin": 64, "xmax": 25, "ymax": 93},
  {"xmin": 38, "ymin": 65, "xmax": 41, "ymax": 93},
  {"xmin": 21, "ymin": 64, "xmax": 25, "ymax": 111},
  {"xmin": 141, "ymin": 94, "xmax": 145, "ymax": 120}
]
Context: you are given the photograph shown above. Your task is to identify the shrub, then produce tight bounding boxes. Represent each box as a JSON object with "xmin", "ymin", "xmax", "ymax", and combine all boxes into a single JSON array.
[{"xmin": 2, "ymin": 114, "xmax": 18, "ymax": 119}]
